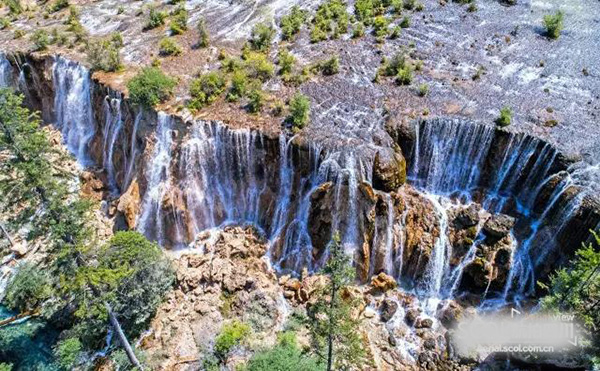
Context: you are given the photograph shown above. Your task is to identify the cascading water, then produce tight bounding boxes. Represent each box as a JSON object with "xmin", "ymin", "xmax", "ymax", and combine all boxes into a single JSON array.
[
  {"xmin": 102, "ymin": 94, "xmax": 125, "ymax": 193},
  {"xmin": 137, "ymin": 112, "xmax": 178, "ymax": 246},
  {"xmin": 52, "ymin": 56, "xmax": 95, "ymax": 165},
  {"xmin": 123, "ymin": 111, "xmax": 142, "ymax": 190},
  {"xmin": 0, "ymin": 54, "xmax": 13, "ymax": 87}
]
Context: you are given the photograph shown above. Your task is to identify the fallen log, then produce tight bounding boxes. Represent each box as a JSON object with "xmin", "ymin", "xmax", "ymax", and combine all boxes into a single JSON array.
[{"xmin": 0, "ymin": 309, "xmax": 40, "ymax": 327}]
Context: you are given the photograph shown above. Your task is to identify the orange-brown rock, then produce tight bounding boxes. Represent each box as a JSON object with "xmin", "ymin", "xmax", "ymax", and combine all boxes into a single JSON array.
[
  {"xmin": 117, "ymin": 179, "xmax": 140, "ymax": 229},
  {"xmin": 370, "ymin": 272, "xmax": 398, "ymax": 294}
]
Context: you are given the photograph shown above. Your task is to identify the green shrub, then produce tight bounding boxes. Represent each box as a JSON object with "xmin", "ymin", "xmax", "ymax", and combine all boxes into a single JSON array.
[
  {"xmin": 417, "ymin": 83, "xmax": 429, "ymax": 96},
  {"xmin": 0, "ymin": 363, "xmax": 12, "ymax": 371},
  {"xmin": 117, "ymin": 5, "xmax": 124, "ymax": 14},
  {"xmin": 320, "ymin": 56, "xmax": 340, "ymax": 76},
  {"xmin": 159, "ymin": 37, "xmax": 182, "ymax": 56},
  {"xmin": 247, "ymin": 89, "xmax": 264, "ymax": 113},
  {"xmin": 352, "ymin": 22, "xmax": 365, "ymax": 38},
  {"xmin": 543, "ymin": 11, "xmax": 563, "ymax": 39},
  {"xmin": 227, "ymin": 70, "xmax": 248, "ymax": 101},
  {"xmin": 189, "ymin": 71, "xmax": 226, "ymax": 110},
  {"xmin": 13, "ymin": 29, "xmax": 24, "ymax": 39},
  {"xmin": 214, "ymin": 321, "xmax": 251, "ymax": 360},
  {"xmin": 415, "ymin": 2, "xmax": 424, "ymax": 11},
  {"xmin": 391, "ymin": 0, "xmax": 403, "ymax": 14},
  {"xmin": 0, "ymin": 17, "xmax": 11, "ymax": 30},
  {"xmin": 354, "ymin": 0, "xmax": 374, "ymax": 23},
  {"xmin": 49, "ymin": 0, "xmax": 69, "ymax": 13},
  {"xmin": 400, "ymin": 16, "xmax": 410, "ymax": 28},
  {"xmin": 4, "ymin": 263, "xmax": 53, "ymax": 313},
  {"xmin": 3, "ymin": 0, "xmax": 21, "ymax": 15},
  {"xmin": 197, "ymin": 17, "xmax": 209, "ymax": 47},
  {"xmin": 311, "ymin": 0, "xmax": 349, "ymax": 43},
  {"xmin": 382, "ymin": 53, "xmax": 406, "ymax": 76},
  {"xmin": 467, "ymin": 2, "xmax": 478, "ymax": 12},
  {"xmin": 395, "ymin": 65, "xmax": 413, "ymax": 85},
  {"xmin": 86, "ymin": 33, "xmax": 123, "ymax": 71},
  {"xmin": 146, "ymin": 7, "xmax": 167, "ymax": 30},
  {"xmin": 30, "ymin": 29, "xmax": 50, "ymax": 51},
  {"xmin": 389, "ymin": 25, "xmax": 401, "ymax": 39},
  {"xmin": 169, "ymin": 6, "xmax": 188, "ymax": 35},
  {"xmin": 278, "ymin": 48, "xmax": 295, "ymax": 75},
  {"xmin": 496, "ymin": 106, "xmax": 512, "ymax": 127},
  {"xmin": 65, "ymin": 6, "xmax": 87, "ymax": 42},
  {"xmin": 372, "ymin": 15, "xmax": 389, "ymax": 38},
  {"xmin": 54, "ymin": 338, "xmax": 82, "ymax": 370},
  {"xmin": 127, "ymin": 67, "xmax": 176, "ymax": 108},
  {"xmin": 288, "ymin": 93, "xmax": 310, "ymax": 129},
  {"xmin": 244, "ymin": 52, "xmax": 274, "ymax": 82},
  {"xmin": 246, "ymin": 332, "xmax": 321, "ymax": 371},
  {"xmin": 404, "ymin": 0, "xmax": 416, "ymax": 9},
  {"xmin": 249, "ymin": 23, "xmax": 275, "ymax": 52},
  {"xmin": 280, "ymin": 5, "xmax": 308, "ymax": 40}
]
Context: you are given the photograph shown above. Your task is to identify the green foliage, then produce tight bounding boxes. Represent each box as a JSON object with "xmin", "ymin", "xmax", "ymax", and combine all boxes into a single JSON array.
[
  {"xmin": 381, "ymin": 53, "xmax": 406, "ymax": 76},
  {"xmin": 65, "ymin": 6, "xmax": 87, "ymax": 42},
  {"xmin": 159, "ymin": 37, "xmax": 182, "ymax": 56},
  {"xmin": 395, "ymin": 65, "xmax": 412, "ymax": 85},
  {"xmin": 540, "ymin": 232, "xmax": 600, "ymax": 365},
  {"xmin": 280, "ymin": 5, "xmax": 308, "ymax": 40},
  {"xmin": 418, "ymin": 83, "xmax": 429, "ymax": 96},
  {"xmin": 288, "ymin": 93, "xmax": 310, "ymax": 130},
  {"xmin": 404, "ymin": 0, "xmax": 416, "ymax": 10},
  {"xmin": 13, "ymin": 29, "xmax": 24, "ymax": 39},
  {"xmin": 391, "ymin": 0, "xmax": 403, "ymax": 14},
  {"xmin": 543, "ymin": 11, "xmax": 564, "ymax": 39},
  {"xmin": 196, "ymin": 17, "xmax": 209, "ymax": 48},
  {"xmin": 227, "ymin": 70, "xmax": 248, "ymax": 102},
  {"xmin": 126, "ymin": 67, "xmax": 176, "ymax": 108},
  {"xmin": 249, "ymin": 23, "xmax": 275, "ymax": 52},
  {"xmin": 0, "ymin": 17, "xmax": 10, "ymax": 30},
  {"xmin": 169, "ymin": 6, "xmax": 188, "ymax": 35},
  {"xmin": 243, "ymin": 52, "xmax": 275, "ymax": 82},
  {"xmin": 3, "ymin": 0, "xmax": 21, "ymax": 15},
  {"xmin": 400, "ymin": 15, "xmax": 410, "ymax": 28},
  {"xmin": 54, "ymin": 338, "xmax": 82, "ymax": 370},
  {"xmin": 30, "ymin": 30, "xmax": 50, "ymax": 51},
  {"xmin": 308, "ymin": 233, "xmax": 366, "ymax": 370},
  {"xmin": 49, "ymin": 0, "xmax": 69, "ymax": 13},
  {"xmin": 214, "ymin": 321, "xmax": 251, "ymax": 361},
  {"xmin": 189, "ymin": 71, "xmax": 226, "ymax": 110},
  {"xmin": 495, "ymin": 106, "xmax": 512, "ymax": 127},
  {"xmin": 278, "ymin": 48, "xmax": 295, "ymax": 75},
  {"xmin": 354, "ymin": 0, "xmax": 375, "ymax": 23},
  {"xmin": 389, "ymin": 25, "xmax": 401, "ymax": 39},
  {"xmin": 146, "ymin": 7, "xmax": 167, "ymax": 30},
  {"xmin": 0, "ymin": 363, "xmax": 12, "ymax": 371},
  {"xmin": 246, "ymin": 332, "xmax": 322, "ymax": 371},
  {"xmin": 86, "ymin": 33, "xmax": 123, "ymax": 72},
  {"xmin": 372, "ymin": 15, "xmax": 389, "ymax": 39},
  {"xmin": 352, "ymin": 22, "xmax": 365, "ymax": 38},
  {"xmin": 4, "ymin": 263, "xmax": 53, "ymax": 313},
  {"xmin": 311, "ymin": 0, "xmax": 349, "ymax": 43},
  {"xmin": 247, "ymin": 89, "xmax": 264, "ymax": 113},
  {"xmin": 71, "ymin": 231, "xmax": 174, "ymax": 346},
  {"xmin": 319, "ymin": 56, "xmax": 340, "ymax": 76}
]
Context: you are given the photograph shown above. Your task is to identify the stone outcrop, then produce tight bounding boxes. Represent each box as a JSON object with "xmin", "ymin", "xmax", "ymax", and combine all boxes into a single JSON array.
[
  {"xmin": 116, "ymin": 179, "xmax": 140, "ymax": 229},
  {"xmin": 372, "ymin": 146, "xmax": 407, "ymax": 192}
]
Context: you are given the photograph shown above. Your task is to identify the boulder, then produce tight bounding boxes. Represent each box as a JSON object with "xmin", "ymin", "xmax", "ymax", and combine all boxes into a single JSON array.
[
  {"xmin": 483, "ymin": 214, "xmax": 515, "ymax": 240},
  {"xmin": 372, "ymin": 147, "xmax": 407, "ymax": 192},
  {"xmin": 380, "ymin": 298, "xmax": 399, "ymax": 322},
  {"xmin": 370, "ymin": 272, "xmax": 398, "ymax": 293},
  {"xmin": 438, "ymin": 300, "xmax": 464, "ymax": 329},
  {"xmin": 117, "ymin": 179, "xmax": 141, "ymax": 229},
  {"xmin": 10, "ymin": 242, "xmax": 29, "ymax": 257},
  {"xmin": 453, "ymin": 204, "xmax": 480, "ymax": 229}
]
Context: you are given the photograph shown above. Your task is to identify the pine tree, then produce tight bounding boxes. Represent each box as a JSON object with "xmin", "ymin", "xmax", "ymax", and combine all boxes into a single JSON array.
[{"xmin": 308, "ymin": 232, "xmax": 367, "ymax": 370}]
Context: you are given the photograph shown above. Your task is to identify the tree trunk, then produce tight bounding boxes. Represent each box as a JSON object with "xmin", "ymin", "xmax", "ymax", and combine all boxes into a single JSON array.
[
  {"xmin": 0, "ymin": 309, "xmax": 40, "ymax": 327},
  {"xmin": 327, "ymin": 282, "xmax": 336, "ymax": 371},
  {"xmin": 0, "ymin": 222, "xmax": 14, "ymax": 247},
  {"xmin": 105, "ymin": 303, "xmax": 144, "ymax": 370}
]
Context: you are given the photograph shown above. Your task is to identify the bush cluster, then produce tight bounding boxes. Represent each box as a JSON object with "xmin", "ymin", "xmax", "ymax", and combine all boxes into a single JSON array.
[
  {"xmin": 310, "ymin": 0, "xmax": 349, "ymax": 43},
  {"xmin": 127, "ymin": 67, "xmax": 177, "ymax": 107},
  {"xmin": 159, "ymin": 37, "xmax": 182, "ymax": 56},
  {"xmin": 86, "ymin": 32, "xmax": 123, "ymax": 72},
  {"xmin": 280, "ymin": 5, "xmax": 308, "ymax": 40},
  {"xmin": 146, "ymin": 7, "xmax": 167, "ymax": 30},
  {"xmin": 496, "ymin": 106, "xmax": 512, "ymax": 127},
  {"xmin": 249, "ymin": 23, "xmax": 275, "ymax": 52},
  {"xmin": 188, "ymin": 71, "xmax": 226, "ymax": 110},
  {"xmin": 169, "ymin": 6, "xmax": 188, "ymax": 35},
  {"xmin": 214, "ymin": 321, "xmax": 251, "ymax": 360},
  {"xmin": 288, "ymin": 93, "xmax": 310, "ymax": 129}
]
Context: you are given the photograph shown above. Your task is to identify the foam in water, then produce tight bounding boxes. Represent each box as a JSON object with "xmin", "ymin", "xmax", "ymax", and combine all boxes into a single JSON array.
[
  {"xmin": 137, "ymin": 112, "xmax": 178, "ymax": 246},
  {"xmin": 52, "ymin": 56, "xmax": 95, "ymax": 165},
  {"xmin": 102, "ymin": 94, "xmax": 124, "ymax": 193}
]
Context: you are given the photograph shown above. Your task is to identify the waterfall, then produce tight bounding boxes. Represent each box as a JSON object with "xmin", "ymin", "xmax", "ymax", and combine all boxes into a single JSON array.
[
  {"xmin": 0, "ymin": 54, "xmax": 13, "ymax": 87},
  {"xmin": 137, "ymin": 112, "xmax": 177, "ymax": 246},
  {"xmin": 102, "ymin": 94, "xmax": 124, "ymax": 193},
  {"xmin": 124, "ymin": 111, "xmax": 142, "ymax": 189},
  {"xmin": 52, "ymin": 56, "xmax": 95, "ymax": 165},
  {"xmin": 410, "ymin": 119, "xmax": 494, "ymax": 195},
  {"xmin": 419, "ymin": 195, "xmax": 452, "ymax": 298}
]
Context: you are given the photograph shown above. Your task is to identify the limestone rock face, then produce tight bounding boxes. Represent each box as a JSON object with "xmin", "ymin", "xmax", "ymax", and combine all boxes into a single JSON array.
[
  {"xmin": 370, "ymin": 272, "xmax": 398, "ymax": 294},
  {"xmin": 80, "ymin": 170, "xmax": 107, "ymax": 201},
  {"xmin": 482, "ymin": 214, "xmax": 515, "ymax": 240},
  {"xmin": 307, "ymin": 182, "xmax": 334, "ymax": 258},
  {"xmin": 117, "ymin": 179, "xmax": 140, "ymax": 229},
  {"xmin": 372, "ymin": 146, "xmax": 407, "ymax": 192}
]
